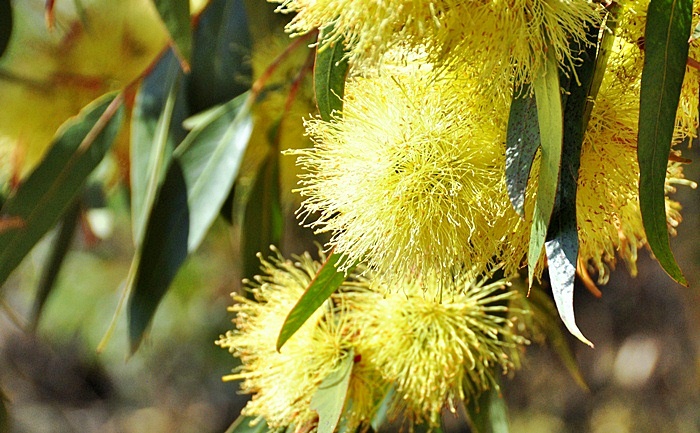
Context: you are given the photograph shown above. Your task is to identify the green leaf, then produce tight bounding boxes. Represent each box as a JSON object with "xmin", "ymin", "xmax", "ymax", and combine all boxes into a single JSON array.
[
  {"xmin": 128, "ymin": 161, "xmax": 189, "ymax": 352},
  {"xmin": 151, "ymin": 0, "xmax": 192, "ymax": 67},
  {"xmin": 0, "ymin": 93, "xmax": 124, "ymax": 289},
  {"xmin": 370, "ymin": 387, "xmax": 395, "ymax": 432},
  {"xmin": 224, "ymin": 415, "xmax": 269, "ymax": 433},
  {"xmin": 310, "ymin": 350, "xmax": 354, "ymax": 433},
  {"xmin": 584, "ymin": 4, "xmax": 620, "ymax": 125},
  {"xmin": 241, "ymin": 150, "xmax": 283, "ymax": 281},
  {"xmin": 174, "ymin": 91, "xmax": 254, "ymax": 252},
  {"xmin": 0, "ymin": 0, "xmax": 12, "ymax": 59},
  {"xmin": 130, "ymin": 49, "xmax": 187, "ymax": 246},
  {"xmin": 545, "ymin": 25, "xmax": 600, "ymax": 348},
  {"xmin": 30, "ymin": 199, "xmax": 80, "ymax": 330},
  {"xmin": 689, "ymin": 19, "xmax": 700, "ymax": 43},
  {"xmin": 505, "ymin": 84, "xmax": 540, "ymax": 217},
  {"xmin": 314, "ymin": 27, "xmax": 349, "ymax": 122},
  {"xmin": 0, "ymin": 385, "xmax": 8, "ymax": 433},
  {"xmin": 528, "ymin": 50, "xmax": 563, "ymax": 285},
  {"xmin": 189, "ymin": 0, "xmax": 252, "ymax": 112},
  {"xmin": 466, "ymin": 386, "xmax": 510, "ymax": 433},
  {"xmin": 638, "ymin": 0, "xmax": 692, "ymax": 285},
  {"xmin": 277, "ymin": 252, "xmax": 349, "ymax": 351}
]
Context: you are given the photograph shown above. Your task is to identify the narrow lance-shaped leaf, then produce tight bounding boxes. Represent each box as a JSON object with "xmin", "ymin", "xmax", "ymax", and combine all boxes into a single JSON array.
[
  {"xmin": 0, "ymin": 93, "xmax": 124, "ymax": 290},
  {"xmin": 314, "ymin": 26, "xmax": 349, "ymax": 122},
  {"xmin": 528, "ymin": 50, "xmax": 563, "ymax": 285},
  {"xmin": 638, "ymin": 0, "xmax": 692, "ymax": 285},
  {"xmin": 30, "ymin": 199, "xmax": 81, "ymax": 330},
  {"xmin": 466, "ymin": 386, "xmax": 510, "ymax": 433},
  {"xmin": 174, "ymin": 91, "xmax": 253, "ymax": 252},
  {"xmin": 277, "ymin": 252, "xmax": 349, "ymax": 351},
  {"xmin": 545, "ymin": 24, "xmax": 600, "ymax": 348},
  {"xmin": 505, "ymin": 84, "xmax": 540, "ymax": 217},
  {"xmin": 151, "ymin": 0, "xmax": 192, "ymax": 68},
  {"xmin": 310, "ymin": 349, "xmax": 355, "ymax": 433},
  {"xmin": 224, "ymin": 415, "xmax": 269, "ymax": 433},
  {"xmin": 131, "ymin": 49, "xmax": 187, "ymax": 246}
]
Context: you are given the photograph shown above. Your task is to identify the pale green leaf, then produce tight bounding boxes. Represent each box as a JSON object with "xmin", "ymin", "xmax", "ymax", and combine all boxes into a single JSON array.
[{"xmin": 310, "ymin": 350, "xmax": 354, "ymax": 433}]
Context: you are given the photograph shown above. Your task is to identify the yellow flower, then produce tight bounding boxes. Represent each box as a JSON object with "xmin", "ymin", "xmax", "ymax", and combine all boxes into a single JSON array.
[
  {"xmin": 345, "ymin": 271, "xmax": 528, "ymax": 426},
  {"xmin": 574, "ymin": 40, "xmax": 695, "ymax": 282},
  {"xmin": 216, "ymin": 248, "xmax": 385, "ymax": 431},
  {"xmin": 294, "ymin": 53, "xmax": 526, "ymax": 286}
]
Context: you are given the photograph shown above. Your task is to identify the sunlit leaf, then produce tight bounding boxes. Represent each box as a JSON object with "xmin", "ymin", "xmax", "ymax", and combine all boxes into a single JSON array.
[
  {"xmin": 30, "ymin": 200, "xmax": 80, "ymax": 330},
  {"xmin": 528, "ymin": 50, "xmax": 563, "ymax": 285},
  {"xmin": 130, "ymin": 49, "xmax": 187, "ymax": 246},
  {"xmin": 584, "ymin": 4, "xmax": 620, "ymax": 124},
  {"xmin": 241, "ymin": 150, "xmax": 283, "ymax": 282},
  {"xmin": 189, "ymin": 0, "xmax": 252, "ymax": 112},
  {"xmin": 128, "ymin": 161, "xmax": 189, "ymax": 352},
  {"xmin": 466, "ymin": 386, "xmax": 510, "ymax": 433},
  {"xmin": 505, "ymin": 84, "xmax": 539, "ymax": 217},
  {"xmin": 151, "ymin": 0, "xmax": 192, "ymax": 67},
  {"xmin": 0, "ymin": 0, "xmax": 11, "ymax": 58},
  {"xmin": 310, "ymin": 350, "xmax": 354, "ymax": 433},
  {"xmin": 277, "ymin": 252, "xmax": 349, "ymax": 350},
  {"xmin": 0, "ymin": 93, "xmax": 124, "ymax": 289},
  {"xmin": 224, "ymin": 415, "xmax": 269, "ymax": 433},
  {"xmin": 546, "ymin": 25, "xmax": 600, "ymax": 348},
  {"xmin": 174, "ymin": 91, "xmax": 253, "ymax": 252},
  {"xmin": 638, "ymin": 0, "xmax": 692, "ymax": 285},
  {"xmin": 314, "ymin": 27, "xmax": 349, "ymax": 122}
]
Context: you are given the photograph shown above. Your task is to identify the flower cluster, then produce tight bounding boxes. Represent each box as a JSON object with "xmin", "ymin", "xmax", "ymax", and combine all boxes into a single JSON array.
[
  {"xmin": 217, "ymin": 250, "xmax": 526, "ymax": 430},
  {"xmin": 219, "ymin": 0, "xmax": 698, "ymax": 430}
]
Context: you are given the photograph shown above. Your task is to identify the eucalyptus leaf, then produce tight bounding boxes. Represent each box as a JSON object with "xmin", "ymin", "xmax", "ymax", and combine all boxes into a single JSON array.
[
  {"xmin": 174, "ymin": 91, "xmax": 254, "ymax": 252},
  {"xmin": 0, "ymin": 93, "xmax": 124, "ymax": 290},
  {"xmin": 466, "ymin": 387, "xmax": 510, "ymax": 433},
  {"xmin": 505, "ymin": 84, "xmax": 539, "ymax": 217},
  {"xmin": 130, "ymin": 49, "xmax": 187, "ymax": 246},
  {"xmin": 528, "ymin": 50, "xmax": 563, "ymax": 285},
  {"xmin": 151, "ymin": 0, "xmax": 192, "ymax": 66},
  {"xmin": 277, "ymin": 252, "xmax": 350, "ymax": 350},
  {"xmin": 310, "ymin": 350, "xmax": 355, "ymax": 433},
  {"xmin": 638, "ymin": 0, "xmax": 692, "ymax": 285},
  {"xmin": 0, "ymin": 0, "xmax": 12, "ymax": 59},
  {"xmin": 224, "ymin": 415, "xmax": 269, "ymax": 433},
  {"xmin": 314, "ymin": 26, "xmax": 349, "ymax": 122}
]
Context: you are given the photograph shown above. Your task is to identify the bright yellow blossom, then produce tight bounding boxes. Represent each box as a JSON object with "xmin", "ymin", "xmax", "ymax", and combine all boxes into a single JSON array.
[
  {"xmin": 346, "ymin": 271, "xmax": 528, "ymax": 426},
  {"xmin": 294, "ymin": 54, "xmax": 527, "ymax": 286},
  {"xmin": 216, "ymin": 248, "xmax": 385, "ymax": 432}
]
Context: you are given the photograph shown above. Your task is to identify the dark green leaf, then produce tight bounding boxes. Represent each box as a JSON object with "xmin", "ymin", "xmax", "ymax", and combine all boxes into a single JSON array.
[
  {"xmin": 528, "ymin": 51, "xmax": 563, "ymax": 284},
  {"xmin": 0, "ymin": 93, "xmax": 124, "ymax": 289},
  {"xmin": 130, "ymin": 49, "xmax": 187, "ymax": 246},
  {"xmin": 314, "ymin": 27, "xmax": 349, "ymax": 122},
  {"xmin": 466, "ymin": 386, "xmax": 510, "ymax": 433},
  {"xmin": 0, "ymin": 385, "xmax": 8, "ymax": 433},
  {"xmin": 189, "ymin": 0, "xmax": 252, "ymax": 112},
  {"xmin": 311, "ymin": 349, "xmax": 355, "ymax": 433},
  {"xmin": 0, "ymin": 0, "xmax": 12, "ymax": 59},
  {"xmin": 30, "ymin": 199, "xmax": 80, "ymax": 330},
  {"xmin": 241, "ymin": 150, "xmax": 283, "ymax": 281},
  {"xmin": 545, "ymin": 25, "xmax": 600, "ymax": 348},
  {"xmin": 505, "ymin": 84, "xmax": 539, "ymax": 217},
  {"xmin": 224, "ymin": 415, "xmax": 269, "ymax": 433},
  {"xmin": 128, "ymin": 161, "xmax": 189, "ymax": 352},
  {"xmin": 638, "ymin": 0, "xmax": 692, "ymax": 285},
  {"xmin": 277, "ymin": 252, "xmax": 348, "ymax": 351},
  {"xmin": 151, "ymin": 0, "xmax": 192, "ymax": 66},
  {"xmin": 174, "ymin": 91, "xmax": 253, "ymax": 252},
  {"xmin": 584, "ymin": 4, "xmax": 620, "ymax": 125}
]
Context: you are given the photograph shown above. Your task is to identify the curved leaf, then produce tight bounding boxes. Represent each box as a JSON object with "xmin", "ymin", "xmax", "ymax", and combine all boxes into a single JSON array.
[
  {"xmin": 466, "ymin": 386, "xmax": 510, "ymax": 433},
  {"xmin": 0, "ymin": 93, "xmax": 124, "ymax": 289},
  {"xmin": 314, "ymin": 27, "xmax": 349, "ymax": 122},
  {"xmin": 224, "ymin": 415, "xmax": 268, "ymax": 433},
  {"xmin": 151, "ymin": 0, "xmax": 192, "ymax": 68},
  {"xmin": 638, "ymin": 0, "xmax": 692, "ymax": 285},
  {"xmin": 311, "ymin": 350, "xmax": 354, "ymax": 433},
  {"xmin": 528, "ymin": 51, "xmax": 563, "ymax": 284},
  {"xmin": 174, "ymin": 91, "xmax": 254, "ymax": 252},
  {"xmin": 277, "ymin": 252, "xmax": 349, "ymax": 351},
  {"xmin": 505, "ymin": 84, "xmax": 540, "ymax": 217}
]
